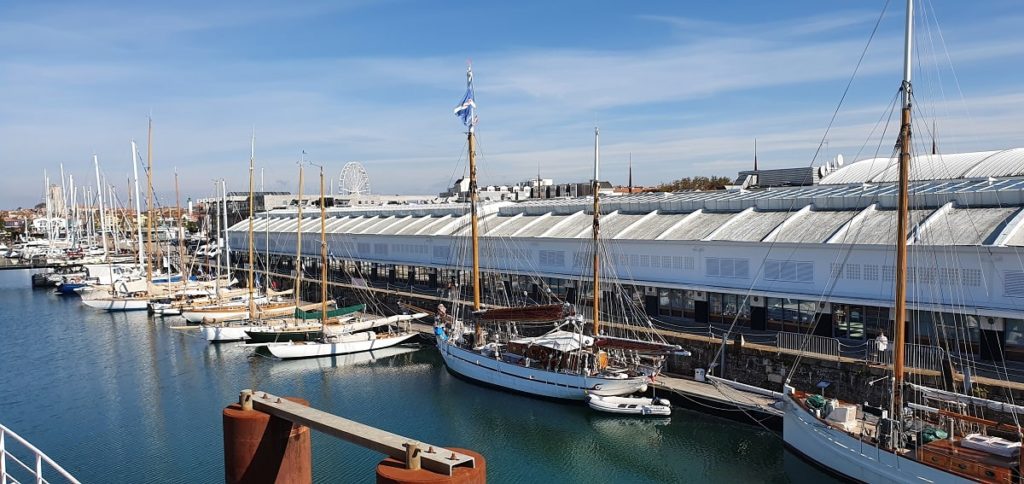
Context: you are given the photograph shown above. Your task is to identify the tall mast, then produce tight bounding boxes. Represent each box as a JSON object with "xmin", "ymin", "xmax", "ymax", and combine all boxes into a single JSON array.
[
  {"xmin": 262, "ymin": 165, "xmax": 269, "ymax": 274},
  {"xmin": 592, "ymin": 127, "xmax": 601, "ymax": 336},
  {"xmin": 319, "ymin": 166, "xmax": 327, "ymax": 322},
  {"xmin": 295, "ymin": 163, "xmax": 304, "ymax": 306},
  {"xmin": 214, "ymin": 180, "xmax": 222, "ymax": 293},
  {"xmin": 175, "ymin": 169, "xmax": 185, "ymax": 286},
  {"xmin": 470, "ymin": 130, "xmax": 480, "ymax": 312},
  {"xmin": 59, "ymin": 163, "xmax": 67, "ymax": 220},
  {"xmin": 131, "ymin": 141, "xmax": 144, "ymax": 267},
  {"xmin": 222, "ymin": 179, "xmax": 230, "ymax": 282},
  {"xmin": 458, "ymin": 64, "xmax": 482, "ymax": 345},
  {"xmin": 247, "ymin": 140, "xmax": 256, "ymax": 320},
  {"xmin": 93, "ymin": 155, "xmax": 109, "ymax": 259},
  {"xmin": 69, "ymin": 175, "xmax": 75, "ymax": 245},
  {"xmin": 892, "ymin": 0, "xmax": 914, "ymax": 415},
  {"xmin": 145, "ymin": 118, "xmax": 154, "ymax": 283},
  {"xmin": 44, "ymin": 170, "xmax": 52, "ymax": 250}
]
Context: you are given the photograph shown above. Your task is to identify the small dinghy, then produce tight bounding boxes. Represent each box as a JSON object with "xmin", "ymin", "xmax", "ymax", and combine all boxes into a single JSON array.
[{"xmin": 586, "ymin": 394, "xmax": 672, "ymax": 416}]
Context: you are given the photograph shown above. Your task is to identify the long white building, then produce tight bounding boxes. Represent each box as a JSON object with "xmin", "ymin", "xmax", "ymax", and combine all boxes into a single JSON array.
[{"xmin": 228, "ymin": 148, "xmax": 1024, "ymax": 362}]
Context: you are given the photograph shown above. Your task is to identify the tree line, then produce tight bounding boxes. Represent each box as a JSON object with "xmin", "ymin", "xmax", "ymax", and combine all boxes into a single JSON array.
[{"xmin": 649, "ymin": 175, "xmax": 733, "ymax": 192}]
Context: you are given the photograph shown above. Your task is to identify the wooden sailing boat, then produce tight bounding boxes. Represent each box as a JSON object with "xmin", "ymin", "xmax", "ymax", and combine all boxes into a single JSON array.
[
  {"xmin": 782, "ymin": 2, "xmax": 1023, "ymax": 482},
  {"xmin": 197, "ymin": 141, "xmax": 301, "ymax": 339},
  {"xmin": 434, "ymin": 66, "xmax": 678, "ymax": 400},
  {"xmin": 263, "ymin": 166, "xmax": 420, "ymax": 359}
]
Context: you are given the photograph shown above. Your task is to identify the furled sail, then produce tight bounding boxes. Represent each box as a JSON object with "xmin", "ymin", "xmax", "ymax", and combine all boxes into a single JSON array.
[{"xmin": 473, "ymin": 304, "xmax": 566, "ymax": 322}]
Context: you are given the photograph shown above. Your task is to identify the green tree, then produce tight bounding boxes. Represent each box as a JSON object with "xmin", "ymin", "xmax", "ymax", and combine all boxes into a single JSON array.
[{"xmin": 650, "ymin": 175, "xmax": 733, "ymax": 192}]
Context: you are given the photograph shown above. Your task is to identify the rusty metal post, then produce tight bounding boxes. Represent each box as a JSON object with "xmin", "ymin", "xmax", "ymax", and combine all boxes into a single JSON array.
[{"xmin": 222, "ymin": 396, "xmax": 311, "ymax": 484}]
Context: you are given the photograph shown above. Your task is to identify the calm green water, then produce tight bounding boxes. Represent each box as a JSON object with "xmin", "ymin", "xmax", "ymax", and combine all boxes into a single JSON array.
[{"xmin": 0, "ymin": 270, "xmax": 832, "ymax": 483}]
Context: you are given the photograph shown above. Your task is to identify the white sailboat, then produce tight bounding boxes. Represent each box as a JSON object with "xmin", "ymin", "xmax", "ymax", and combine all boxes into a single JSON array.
[
  {"xmin": 435, "ymin": 68, "xmax": 677, "ymax": 401},
  {"xmin": 259, "ymin": 165, "xmax": 418, "ymax": 358},
  {"xmin": 782, "ymin": 2, "xmax": 1021, "ymax": 482}
]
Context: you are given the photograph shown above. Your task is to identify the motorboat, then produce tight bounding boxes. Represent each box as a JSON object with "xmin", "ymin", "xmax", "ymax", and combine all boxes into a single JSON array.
[{"xmin": 586, "ymin": 394, "xmax": 672, "ymax": 416}]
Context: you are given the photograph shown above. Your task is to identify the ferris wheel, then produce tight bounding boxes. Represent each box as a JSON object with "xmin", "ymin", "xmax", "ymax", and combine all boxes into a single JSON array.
[{"xmin": 339, "ymin": 161, "xmax": 371, "ymax": 196}]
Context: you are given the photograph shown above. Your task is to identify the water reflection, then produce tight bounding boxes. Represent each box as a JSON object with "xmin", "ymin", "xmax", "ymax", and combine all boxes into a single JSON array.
[{"xmin": 0, "ymin": 270, "xmax": 833, "ymax": 483}]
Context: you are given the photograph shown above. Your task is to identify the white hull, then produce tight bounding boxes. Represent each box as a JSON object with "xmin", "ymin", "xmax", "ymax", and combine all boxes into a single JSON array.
[
  {"xmin": 267, "ymin": 332, "xmax": 418, "ymax": 359},
  {"xmin": 152, "ymin": 307, "xmax": 182, "ymax": 316},
  {"xmin": 201, "ymin": 325, "xmax": 254, "ymax": 342},
  {"xmin": 81, "ymin": 297, "xmax": 149, "ymax": 311},
  {"xmin": 324, "ymin": 312, "xmax": 428, "ymax": 336},
  {"xmin": 183, "ymin": 300, "xmax": 295, "ymax": 324},
  {"xmin": 782, "ymin": 393, "xmax": 968, "ymax": 483},
  {"xmin": 436, "ymin": 335, "xmax": 648, "ymax": 400},
  {"xmin": 183, "ymin": 308, "xmax": 250, "ymax": 324},
  {"xmin": 586, "ymin": 394, "xmax": 672, "ymax": 416},
  {"xmin": 266, "ymin": 346, "xmax": 420, "ymax": 377}
]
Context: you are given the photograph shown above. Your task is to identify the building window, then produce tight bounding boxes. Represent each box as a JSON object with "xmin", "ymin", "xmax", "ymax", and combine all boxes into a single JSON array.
[
  {"xmin": 1006, "ymin": 319, "xmax": 1024, "ymax": 350},
  {"xmin": 833, "ymin": 305, "xmax": 865, "ymax": 340},
  {"xmin": 765, "ymin": 260, "xmax": 813, "ymax": 283},
  {"xmin": 712, "ymin": 293, "xmax": 750, "ymax": 326},
  {"xmin": 657, "ymin": 289, "xmax": 686, "ymax": 318},
  {"xmin": 864, "ymin": 265, "xmax": 879, "ymax": 281},
  {"xmin": 706, "ymin": 257, "xmax": 749, "ymax": 279},
  {"xmin": 538, "ymin": 250, "xmax": 565, "ymax": 267},
  {"xmin": 766, "ymin": 297, "xmax": 818, "ymax": 332}
]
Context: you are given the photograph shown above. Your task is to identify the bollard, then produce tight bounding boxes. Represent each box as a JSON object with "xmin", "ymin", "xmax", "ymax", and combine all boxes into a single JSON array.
[
  {"xmin": 403, "ymin": 442, "xmax": 421, "ymax": 470},
  {"xmin": 240, "ymin": 389, "xmax": 253, "ymax": 411},
  {"xmin": 223, "ymin": 396, "xmax": 312, "ymax": 484},
  {"xmin": 376, "ymin": 447, "xmax": 485, "ymax": 484}
]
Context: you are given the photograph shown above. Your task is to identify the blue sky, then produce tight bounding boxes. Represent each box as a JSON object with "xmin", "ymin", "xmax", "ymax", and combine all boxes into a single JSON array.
[{"xmin": 2, "ymin": 0, "xmax": 1023, "ymax": 207}]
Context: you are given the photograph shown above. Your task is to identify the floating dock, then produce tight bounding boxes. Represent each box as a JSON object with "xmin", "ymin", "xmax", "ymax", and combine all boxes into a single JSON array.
[{"xmin": 652, "ymin": 374, "xmax": 783, "ymax": 430}]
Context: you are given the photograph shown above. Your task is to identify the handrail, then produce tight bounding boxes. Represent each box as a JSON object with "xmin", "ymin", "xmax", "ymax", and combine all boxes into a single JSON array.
[
  {"xmin": 866, "ymin": 339, "xmax": 945, "ymax": 371},
  {"xmin": 1, "ymin": 424, "xmax": 80, "ymax": 484},
  {"xmin": 776, "ymin": 331, "xmax": 840, "ymax": 359}
]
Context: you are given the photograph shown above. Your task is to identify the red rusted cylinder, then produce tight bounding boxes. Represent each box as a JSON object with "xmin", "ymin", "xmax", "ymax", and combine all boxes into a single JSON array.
[
  {"xmin": 223, "ymin": 397, "xmax": 312, "ymax": 484},
  {"xmin": 376, "ymin": 447, "xmax": 486, "ymax": 484}
]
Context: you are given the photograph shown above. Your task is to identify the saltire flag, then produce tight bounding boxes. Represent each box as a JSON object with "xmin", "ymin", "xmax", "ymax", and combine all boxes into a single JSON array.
[{"xmin": 454, "ymin": 64, "xmax": 478, "ymax": 132}]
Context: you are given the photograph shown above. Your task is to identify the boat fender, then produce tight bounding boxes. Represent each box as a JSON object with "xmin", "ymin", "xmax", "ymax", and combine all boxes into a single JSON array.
[
  {"xmin": 639, "ymin": 383, "xmax": 648, "ymax": 393},
  {"xmin": 657, "ymin": 398, "xmax": 671, "ymax": 407}
]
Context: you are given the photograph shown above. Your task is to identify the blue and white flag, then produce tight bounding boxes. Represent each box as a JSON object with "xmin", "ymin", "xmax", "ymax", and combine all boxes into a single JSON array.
[{"xmin": 454, "ymin": 65, "xmax": 478, "ymax": 132}]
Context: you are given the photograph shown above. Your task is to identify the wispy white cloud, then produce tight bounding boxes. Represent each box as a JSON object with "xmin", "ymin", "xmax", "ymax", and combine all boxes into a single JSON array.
[{"xmin": 0, "ymin": 2, "xmax": 1021, "ymax": 207}]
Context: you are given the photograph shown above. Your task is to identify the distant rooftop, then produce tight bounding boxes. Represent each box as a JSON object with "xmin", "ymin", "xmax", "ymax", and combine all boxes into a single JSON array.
[{"xmin": 819, "ymin": 148, "xmax": 1024, "ymax": 184}]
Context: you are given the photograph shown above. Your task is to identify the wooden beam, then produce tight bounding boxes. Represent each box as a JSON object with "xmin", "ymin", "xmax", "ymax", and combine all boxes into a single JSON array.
[{"xmin": 251, "ymin": 391, "xmax": 475, "ymax": 476}]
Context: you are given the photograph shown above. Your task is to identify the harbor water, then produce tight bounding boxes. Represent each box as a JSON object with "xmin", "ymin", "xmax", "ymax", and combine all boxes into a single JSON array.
[{"xmin": 0, "ymin": 270, "xmax": 833, "ymax": 483}]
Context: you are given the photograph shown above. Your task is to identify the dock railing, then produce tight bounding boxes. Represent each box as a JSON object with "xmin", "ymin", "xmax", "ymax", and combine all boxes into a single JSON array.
[
  {"xmin": 867, "ymin": 340, "xmax": 946, "ymax": 372},
  {"xmin": 776, "ymin": 331, "xmax": 841, "ymax": 360},
  {"xmin": 1, "ymin": 424, "xmax": 80, "ymax": 484}
]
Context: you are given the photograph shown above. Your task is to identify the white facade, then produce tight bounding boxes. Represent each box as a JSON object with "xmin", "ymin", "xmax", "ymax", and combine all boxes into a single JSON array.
[{"xmin": 227, "ymin": 176, "xmax": 1024, "ymax": 320}]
